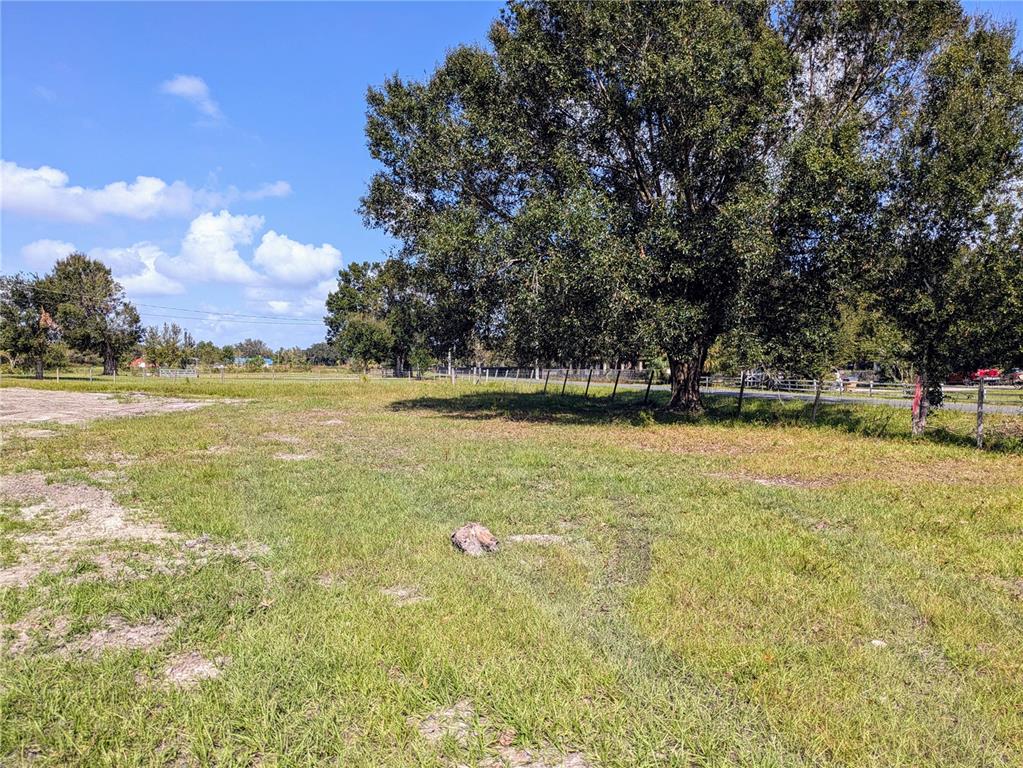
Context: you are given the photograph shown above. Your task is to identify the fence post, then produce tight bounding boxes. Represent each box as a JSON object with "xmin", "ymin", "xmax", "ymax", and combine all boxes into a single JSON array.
[
  {"xmin": 561, "ymin": 369, "xmax": 569, "ymax": 395},
  {"xmin": 221, "ymin": 367, "xmax": 225, "ymax": 383},
  {"xmin": 643, "ymin": 369, "xmax": 654, "ymax": 405},
  {"xmin": 976, "ymin": 378, "xmax": 985, "ymax": 449},
  {"xmin": 584, "ymin": 368, "xmax": 593, "ymax": 397},
  {"xmin": 610, "ymin": 369, "xmax": 621, "ymax": 401},
  {"xmin": 56, "ymin": 368, "xmax": 60, "ymax": 382},
  {"xmin": 737, "ymin": 370, "xmax": 746, "ymax": 414},
  {"xmin": 543, "ymin": 369, "xmax": 551, "ymax": 394},
  {"xmin": 89, "ymin": 367, "xmax": 93, "ymax": 382}
]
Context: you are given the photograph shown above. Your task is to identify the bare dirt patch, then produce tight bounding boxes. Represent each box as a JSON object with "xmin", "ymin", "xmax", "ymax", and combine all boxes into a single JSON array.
[
  {"xmin": 262, "ymin": 432, "xmax": 304, "ymax": 445},
  {"xmin": 0, "ymin": 387, "xmax": 222, "ymax": 425},
  {"xmin": 157, "ymin": 651, "xmax": 226, "ymax": 688},
  {"xmin": 84, "ymin": 450, "xmax": 137, "ymax": 468},
  {"xmin": 2, "ymin": 611, "xmax": 179, "ymax": 657},
  {"xmin": 316, "ymin": 572, "xmax": 345, "ymax": 588},
  {"xmin": 414, "ymin": 699, "xmax": 476, "ymax": 745},
  {"xmin": 481, "ymin": 746, "xmax": 591, "ymax": 768},
  {"xmin": 708, "ymin": 471, "xmax": 838, "ymax": 490},
  {"xmin": 64, "ymin": 616, "xmax": 180, "ymax": 656},
  {"xmin": 0, "ymin": 472, "xmax": 176, "ymax": 586},
  {"xmin": 0, "ymin": 473, "xmax": 268, "ymax": 587},
  {"xmin": 88, "ymin": 469, "xmax": 124, "ymax": 483},
  {"xmin": 0, "ymin": 608, "xmax": 69, "ymax": 655},
  {"xmin": 988, "ymin": 576, "xmax": 1023, "ymax": 601},
  {"xmin": 382, "ymin": 585, "xmax": 427, "ymax": 605},
  {"xmin": 506, "ymin": 534, "xmax": 566, "ymax": 546},
  {"xmin": 274, "ymin": 452, "xmax": 317, "ymax": 461}
]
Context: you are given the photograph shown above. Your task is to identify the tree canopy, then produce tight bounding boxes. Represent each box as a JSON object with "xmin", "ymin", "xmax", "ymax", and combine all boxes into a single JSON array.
[
  {"xmin": 35, "ymin": 253, "xmax": 142, "ymax": 375},
  {"xmin": 359, "ymin": 0, "xmax": 1009, "ymax": 415}
]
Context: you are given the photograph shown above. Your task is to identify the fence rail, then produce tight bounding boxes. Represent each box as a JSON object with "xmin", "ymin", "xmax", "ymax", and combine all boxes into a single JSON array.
[{"xmin": 9, "ymin": 365, "xmax": 1023, "ymax": 410}]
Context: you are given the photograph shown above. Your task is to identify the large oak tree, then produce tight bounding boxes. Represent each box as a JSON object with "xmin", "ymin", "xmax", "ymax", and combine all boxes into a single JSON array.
[{"xmin": 361, "ymin": 1, "xmax": 974, "ymax": 411}]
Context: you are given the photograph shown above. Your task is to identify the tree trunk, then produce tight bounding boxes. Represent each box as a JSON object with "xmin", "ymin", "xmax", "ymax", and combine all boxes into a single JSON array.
[
  {"xmin": 103, "ymin": 342, "xmax": 116, "ymax": 376},
  {"xmin": 911, "ymin": 372, "xmax": 928, "ymax": 435},
  {"xmin": 666, "ymin": 350, "xmax": 705, "ymax": 412},
  {"xmin": 737, "ymin": 370, "xmax": 746, "ymax": 414},
  {"xmin": 34, "ymin": 356, "xmax": 44, "ymax": 379}
]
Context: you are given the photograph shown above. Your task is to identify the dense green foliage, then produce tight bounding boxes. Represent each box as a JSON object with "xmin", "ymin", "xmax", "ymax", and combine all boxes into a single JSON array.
[
  {"xmin": 355, "ymin": 0, "xmax": 1022, "ymax": 430},
  {"xmin": 35, "ymin": 253, "xmax": 143, "ymax": 375},
  {"xmin": 0, "ymin": 275, "xmax": 57, "ymax": 378}
]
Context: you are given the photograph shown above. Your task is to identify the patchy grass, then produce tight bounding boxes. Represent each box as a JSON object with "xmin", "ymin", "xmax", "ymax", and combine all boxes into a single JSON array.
[{"xmin": 1, "ymin": 378, "xmax": 1021, "ymax": 767}]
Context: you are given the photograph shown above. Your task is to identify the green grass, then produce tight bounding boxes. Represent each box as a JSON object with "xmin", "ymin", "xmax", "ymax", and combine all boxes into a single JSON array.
[{"xmin": 1, "ymin": 378, "xmax": 1021, "ymax": 767}]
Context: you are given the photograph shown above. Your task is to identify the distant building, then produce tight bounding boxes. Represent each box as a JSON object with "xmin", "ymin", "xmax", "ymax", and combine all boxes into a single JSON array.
[
  {"xmin": 129, "ymin": 357, "xmax": 147, "ymax": 369},
  {"xmin": 234, "ymin": 356, "xmax": 273, "ymax": 367}
]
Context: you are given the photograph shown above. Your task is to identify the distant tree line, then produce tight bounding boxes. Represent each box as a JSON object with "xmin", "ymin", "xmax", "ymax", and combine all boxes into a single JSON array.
[
  {"xmin": 1, "ymin": 253, "xmax": 344, "ymax": 376},
  {"xmin": 331, "ymin": 0, "xmax": 1023, "ymax": 435}
]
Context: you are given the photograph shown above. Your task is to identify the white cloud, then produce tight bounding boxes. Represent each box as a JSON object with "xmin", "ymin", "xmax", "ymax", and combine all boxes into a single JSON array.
[
  {"xmin": 1, "ymin": 161, "xmax": 195, "ymax": 222},
  {"xmin": 160, "ymin": 74, "xmax": 222, "ymax": 120},
  {"xmin": 252, "ymin": 230, "xmax": 341, "ymax": 285},
  {"xmin": 20, "ymin": 239, "xmax": 77, "ymax": 269},
  {"xmin": 91, "ymin": 243, "xmax": 184, "ymax": 295},
  {"xmin": 34, "ymin": 85, "xmax": 56, "ymax": 103},
  {"xmin": 20, "ymin": 238, "xmax": 183, "ymax": 295},
  {"xmin": 243, "ymin": 181, "xmax": 292, "ymax": 200},
  {"xmin": 166, "ymin": 210, "xmax": 265, "ymax": 284},
  {"xmin": 248, "ymin": 276, "xmax": 336, "ymax": 319},
  {"xmin": 2, "ymin": 160, "xmax": 292, "ymax": 223}
]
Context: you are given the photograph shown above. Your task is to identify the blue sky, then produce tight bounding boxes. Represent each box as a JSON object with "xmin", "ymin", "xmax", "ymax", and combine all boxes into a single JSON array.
[
  {"xmin": 1, "ymin": 1, "xmax": 500, "ymax": 348},
  {"xmin": 1, "ymin": 1, "xmax": 1019, "ymax": 349}
]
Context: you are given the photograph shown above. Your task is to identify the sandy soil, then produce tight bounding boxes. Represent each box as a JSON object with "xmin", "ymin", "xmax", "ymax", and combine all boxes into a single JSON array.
[
  {"xmin": 0, "ymin": 473, "xmax": 268, "ymax": 589},
  {"xmin": 0, "ymin": 387, "xmax": 218, "ymax": 425}
]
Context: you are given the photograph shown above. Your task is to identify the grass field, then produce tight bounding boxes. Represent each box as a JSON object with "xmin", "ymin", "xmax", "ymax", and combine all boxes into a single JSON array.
[{"xmin": 1, "ymin": 378, "xmax": 1022, "ymax": 767}]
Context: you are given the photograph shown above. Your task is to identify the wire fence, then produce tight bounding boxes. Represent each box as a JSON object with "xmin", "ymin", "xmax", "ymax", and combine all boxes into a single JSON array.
[{"xmin": 11, "ymin": 364, "xmax": 1023, "ymax": 411}]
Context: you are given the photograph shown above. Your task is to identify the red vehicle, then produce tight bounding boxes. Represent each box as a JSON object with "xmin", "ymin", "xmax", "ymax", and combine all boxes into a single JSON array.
[{"xmin": 947, "ymin": 368, "xmax": 1003, "ymax": 385}]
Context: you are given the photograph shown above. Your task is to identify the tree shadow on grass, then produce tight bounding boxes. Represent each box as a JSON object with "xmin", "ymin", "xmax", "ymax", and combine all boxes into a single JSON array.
[{"xmin": 390, "ymin": 387, "xmax": 1022, "ymax": 453}]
